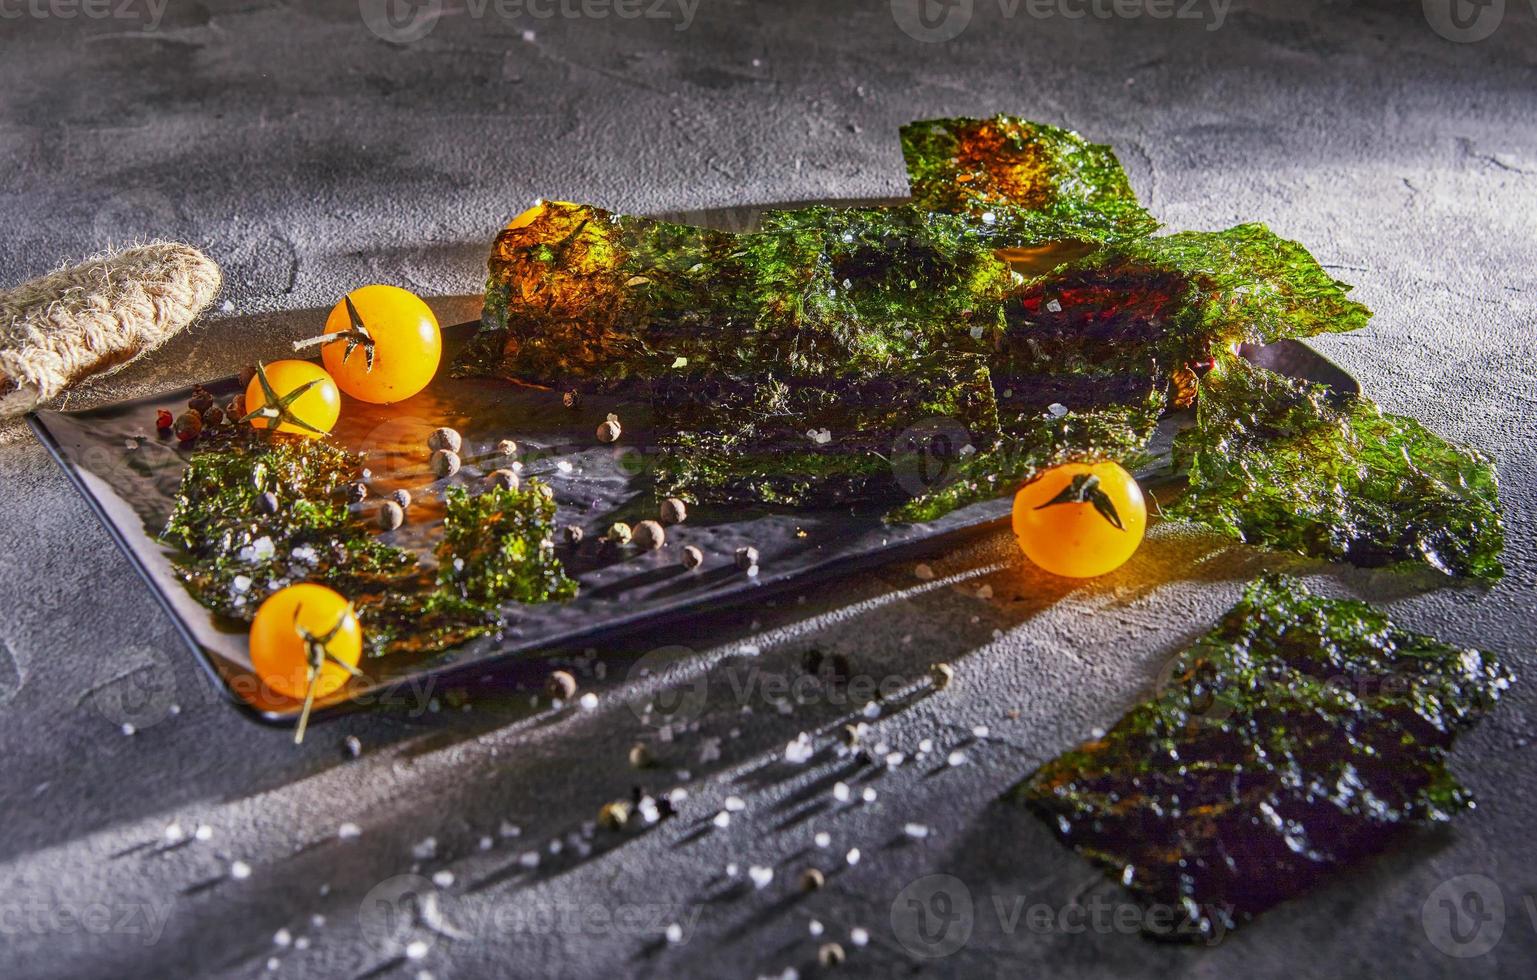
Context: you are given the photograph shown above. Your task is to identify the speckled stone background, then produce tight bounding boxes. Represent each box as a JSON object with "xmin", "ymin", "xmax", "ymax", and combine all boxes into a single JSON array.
[{"xmin": 2, "ymin": 2, "xmax": 1535, "ymax": 978}]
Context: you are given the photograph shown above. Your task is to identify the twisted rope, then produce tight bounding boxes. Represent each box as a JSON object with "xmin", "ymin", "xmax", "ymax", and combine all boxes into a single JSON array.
[{"xmin": 0, "ymin": 242, "xmax": 222, "ymax": 417}]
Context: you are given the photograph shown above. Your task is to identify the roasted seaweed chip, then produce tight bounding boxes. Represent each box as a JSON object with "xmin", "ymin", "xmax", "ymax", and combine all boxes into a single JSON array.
[
  {"xmin": 1017, "ymin": 574, "xmax": 1511, "ymax": 941},
  {"xmin": 161, "ymin": 428, "xmax": 575, "ymax": 659},
  {"xmin": 900, "ymin": 115, "xmax": 1158, "ymax": 249},
  {"xmin": 1171, "ymin": 356, "xmax": 1505, "ymax": 580}
]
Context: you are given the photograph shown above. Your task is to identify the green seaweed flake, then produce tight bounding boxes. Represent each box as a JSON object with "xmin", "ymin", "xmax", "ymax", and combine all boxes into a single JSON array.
[
  {"xmin": 160, "ymin": 429, "xmax": 575, "ymax": 660},
  {"xmin": 885, "ymin": 397, "xmax": 1162, "ymax": 523},
  {"xmin": 900, "ymin": 115, "xmax": 1158, "ymax": 248},
  {"xmin": 1172, "ymin": 355, "xmax": 1505, "ymax": 580},
  {"xmin": 436, "ymin": 482, "xmax": 577, "ymax": 605},
  {"xmin": 1017, "ymin": 574, "xmax": 1511, "ymax": 941}
]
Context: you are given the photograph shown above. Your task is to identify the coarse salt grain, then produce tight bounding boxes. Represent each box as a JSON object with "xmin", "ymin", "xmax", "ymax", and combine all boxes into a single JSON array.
[
  {"xmin": 230, "ymin": 860, "xmax": 251, "ymax": 880},
  {"xmin": 432, "ymin": 870, "xmax": 454, "ymax": 888},
  {"xmin": 845, "ymin": 848, "xmax": 861, "ymax": 866},
  {"xmin": 338, "ymin": 822, "xmax": 361, "ymax": 840},
  {"xmin": 748, "ymin": 865, "xmax": 774, "ymax": 889},
  {"xmin": 904, "ymin": 823, "xmax": 930, "ymax": 839}
]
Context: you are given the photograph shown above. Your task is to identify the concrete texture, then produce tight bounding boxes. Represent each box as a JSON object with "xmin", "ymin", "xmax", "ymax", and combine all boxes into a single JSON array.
[{"xmin": 2, "ymin": 1, "xmax": 1535, "ymax": 977}]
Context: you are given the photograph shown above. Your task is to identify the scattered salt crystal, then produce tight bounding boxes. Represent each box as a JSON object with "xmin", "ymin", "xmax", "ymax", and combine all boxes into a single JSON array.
[
  {"xmin": 947, "ymin": 750, "xmax": 968, "ymax": 767},
  {"xmin": 164, "ymin": 822, "xmax": 184, "ymax": 843},
  {"xmin": 479, "ymin": 836, "xmax": 493, "ymax": 851},
  {"xmin": 290, "ymin": 545, "xmax": 318, "ymax": 564},
  {"xmin": 412, "ymin": 837, "xmax": 438, "ymax": 860},
  {"xmin": 1045, "ymin": 299, "xmax": 1062, "ymax": 313},
  {"xmin": 904, "ymin": 823, "xmax": 930, "ymax": 839},
  {"xmin": 432, "ymin": 870, "xmax": 454, "ymax": 888},
  {"xmin": 230, "ymin": 860, "xmax": 252, "ymax": 880},
  {"xmin": 520, "ymin": 28, "xmax": 536, "ymax": 41},
  {"xmin": 832, "ymin": 782, "xmax": 851, "ymax": 802},
  {"xmin": 913, "ymin": 563, "xmax": 935, "ymax": 581},
  {"xmin": 1047, "ymin": 402, "xmax": 1069, "ymax": 418},
  {"xmin": 724, "ymin": 795, "xmax": 746, "ymax": 812},
  {"xmin": 548, "ymin": 839, "xmax": 563, "ymax": 855},
  {"xmin": 845, "ymin": 847, "xmax": 861, "ymax": 866},
  {"xmin": 338, "ymin": 822, "xmax": 361, "ymax": 840},
  {"xmin": 556, "ymin": 460, "xmax": 573, "ymax": 474},
  {"xmin": 266, "ymin": 958, "xmax": 279, "ymax": 971},
  {"xmin": 918, "ymin": 738, "xmax": 934, "ymax": 754},
  {"xmin": 884, "ymin": 751, "xmax": 905, "ymax": 767},
  {"xmin": 725, "ymin": 862, "xmax": 739, "ymax": 878},
  {"xmin": 748, "ymin": 865, "xmax": 774, "ymax": 889},
  {"xmin": 518, "ymin": 851, "xmax": 539, "ymax": 869},
  {"xmin": 981, "ymin": 211, "xmax": 997, "ymax": 225},
  {"xmin": 311, "ymin": 914, "xmax": 326, "ymax": 928},
  {"xmin": 195, "ymin": 824, "xmax": 213, "ymax": 841},
  {"xmin": 578, "ymin": 692, "xmax": 599, "ymax": 710},
  {"xmin": 121, "ymin": 723, "xmax": 136, "ymax": 736},
  {"xmin": 861, "ymin": 702, "xmax": 880, "ymax": 719},
  {"xmin": 405, "ymin": 939, "xmax": 429, "ymax": 960},
  {"xmin": 969, "ymin": 324, "xmax": 985, "ymax": 340},
  {"xmin": 294, "ymin": 937, "xmax": 310, "ymax": 951},
  {"xmin": 860, "ymin": 787, "xmax": 877, "ymax": 803},
  {"xmin": 273, "ymin": 928, "xmax": 292, "ymax": 947},
  {"xmin": 665, "ymin": 922, "xmax": 684, "ymax": 944},
  {"xmin": 850, "ymin": 927, "xmax": 869, "ymax": 947},
  {"xmin": 976, "ymin": 584, "xmax": 993, "ymax": 600},
  {"xmin": 712, "ymin": 811, "xmax": 731, "ymax": 829},
  {"xmin": 784, "ymin": 733, "xmax": 814, "ymax": 764},
  {"xmin": 232, "ymin": 575, "xmax": 252, "ymax": 593},
  {"xmin": 814, "ymin": 832, "xmax": 831, "ymax": 848},
  {"xmin": 500, "ymin": 821, "xmax": 521, "ymax": 838},
  {"xmin": 809, "ymin": 919, "xmax": 824, "ymax": 936},
  {"xmin": 972, "ymin": 724, "xmax": 990, "ymax": 738}
]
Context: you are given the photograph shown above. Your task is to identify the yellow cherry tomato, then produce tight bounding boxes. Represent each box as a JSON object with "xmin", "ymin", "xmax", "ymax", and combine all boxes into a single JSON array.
[
  {"xmin": 1012, "ymin": 461, "xmax": 1147, "ymax": 578},
  {"xmin": 250, "ymin": 583, "xmax": 362, "ymax": 702},
  {"xmin": 244, "ymin": 360, "xmax": 341, "ymax": 438},
  {"xmin": 321, "ymin": 285, "xmax": 441, "ymax": 404}
]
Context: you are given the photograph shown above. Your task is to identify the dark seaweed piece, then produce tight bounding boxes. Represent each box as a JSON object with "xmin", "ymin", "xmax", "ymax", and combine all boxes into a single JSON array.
[
  {"xmin": 1171, "ymin": 355, "xmax": 1505, "ymax": 580},
  {"xmin": 651, "ymin": 353, "xmax": 1001, "ymax": 507},
  {"xmin": 885, "ymin": 395, "xmax": 1163, "ymax": 524},
  {"xmin": 458, "ymin": 201, "xmax": 1015, "ymax": 387},
  {"xmin": 1017, "ymin": 574, "xmax": 1511, "ymax": 941},
  {"xmin": 900, "ymin": 115, "xmax": 1158, "ymax": 248},
  {"xmin": 435, "ymin": 482, "xmax": 577, "ymax": 606},
  {"xmin": 160, "ymin": 428, "xmax": 576, "ymax": 660},
  {"xmin": 1002, "ymin": 224, "xmax": 1372, "ymax": 403}
]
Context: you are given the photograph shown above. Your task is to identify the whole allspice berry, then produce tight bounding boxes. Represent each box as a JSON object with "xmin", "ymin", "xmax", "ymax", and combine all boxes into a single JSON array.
[
  {"xmin": 202, "ymin": 405, "xmax": 226, "ymax": 427},
  {"xmin": 427, "ymin": 426, "xmax": 462, "ymax": 453},
  {"xmin": 545, "ymin": 670, "xmax": 578, "ymax": 701},
  {"xmin": 486, "ymin": 469, "xmax": 520, "ymax": 491},
  {"xmin": 188, "ymin": 387, "xmax": 215, "ymax": 415},
  {"xmin": 607, "ymin": 522, "xmax": 633, "ymax": 546},
  {"xmin": 632, "ymin": 520, "xmax": 665, "ymax": 551},
  {"xmin": 799, "ymin": 868, "xmax": 826, "ymax": 892},
  {"xmin": 496, "ymin": 438, "xmax": 518, "ymax": 457},
  {"xmin": 596, "ymin": 415, "xmax": 621, "ymax": 444},
  {"xmin": 389, "ymin": 488, "xmax": 412, "ymax": 510},
  {"xmin": 598, "ymin": 800, "xmax": 631, "ymax": 832},
  {"xmin": 430, "ymin": 448, "xmax": 461, "ymax": 478},
  {"xmin": 238, "ymin": 365, "xmax": 257, "ymax": 388},
  {"xmin": 173, "ymin": 411, "xmax": 202, "ymax": 443},
  {"xmin": 734, "ymin": 546, "xmax": 759, "ymax": 571},
  {"xmin": 680, "ymin": 545, "xmax": 703, "ymax": 570},
  {"xmin": 627, "ymin": 743, "xmax": 653, "ymax": 769},
  {"xmin": 659, "ymin": 497, "xmax": 688, "ymax": 525},
  {"xmin": 377, "ymin": 500, "xmax": 404, "ymax": 531},
  {"xmin": 931, "ymin": 662, "xmax": 955, "ymax": 691},
  {"xmin": 562, "ymin": 389, "xmax": 581, "ymax": 410},
  {"xmin": 226, "ymin": 394, "xmax": 246, "ymax": 419},
  {"xmin": 818, "ymin": 942, "xmax": 846, "ymax": 967},
  {"xmin": 562, "ymin": 524, "xmax": 585, "ymax": 546},
  {"xmin": 347, "ymin": 481, "xmax": 369, "ymax": 503}
]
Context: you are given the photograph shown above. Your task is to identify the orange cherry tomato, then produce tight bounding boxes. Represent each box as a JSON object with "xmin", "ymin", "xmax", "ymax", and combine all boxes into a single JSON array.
[
  {"xmin": 249, "ymin": 583, "xmax": 362, "ymax": 703},
  {"xmin": 1012, "ymin": 461, "xmax": 1148, "ymax": 578},
  {"xmin": 321, "ymin": 285, "xmax": 441, "ymax": 405},
  {"xmin": 244, "ymin": 360, "xmax": 341, "ymax": 438}
]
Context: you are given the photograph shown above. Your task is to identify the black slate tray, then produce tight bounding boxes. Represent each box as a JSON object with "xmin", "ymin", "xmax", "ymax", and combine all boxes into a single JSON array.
[{"xmin": 26, "ymin": 203, "xmax": 1360, "ymax": 729}]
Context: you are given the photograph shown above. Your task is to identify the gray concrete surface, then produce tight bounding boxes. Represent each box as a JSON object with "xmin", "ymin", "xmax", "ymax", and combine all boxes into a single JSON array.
[{"xmin": 2, "ymin": 1, "xmax": 1536, "ymax": 977}]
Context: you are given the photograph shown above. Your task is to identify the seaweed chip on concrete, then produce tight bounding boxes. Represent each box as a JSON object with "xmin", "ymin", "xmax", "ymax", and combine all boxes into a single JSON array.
[{"xmin": 1017, "ymin": 574, "xmax": 1510, "ymax": 941}]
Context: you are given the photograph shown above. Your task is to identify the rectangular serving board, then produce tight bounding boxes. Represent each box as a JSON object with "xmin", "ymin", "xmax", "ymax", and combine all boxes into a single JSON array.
[{"xmin": 28, "ymin": 201, "xmax": 1360, "ymax": 727}]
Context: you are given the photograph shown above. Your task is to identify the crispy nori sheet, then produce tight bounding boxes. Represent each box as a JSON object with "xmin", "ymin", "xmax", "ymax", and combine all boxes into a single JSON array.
[
  {"xmin": 1171, "ymin": 356, "xmax": 1506, "ymax": 580},
  {"xmin": 651, "ymin": 353, "xmax": 1001, "ymax": 507},
  {"xmin": 1017, "ymin": 574, "xmax": 1511, "ymax": 941},
  {"xmin": 900, "ymin": 115, "xmax": 1159, "ymax": 248},
  {"xmin": 161, "ymin": 428, "xmax": 573, "ymax": 658}
]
